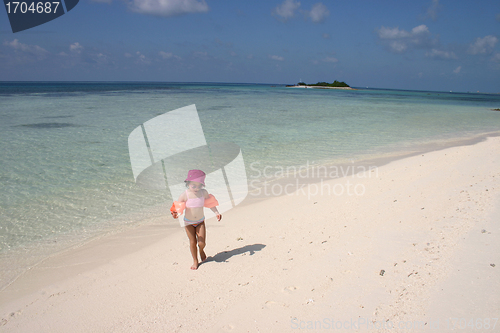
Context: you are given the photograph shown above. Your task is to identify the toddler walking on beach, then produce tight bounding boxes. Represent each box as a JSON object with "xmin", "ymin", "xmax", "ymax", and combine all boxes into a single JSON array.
[{"xmin": 170, "ymin": 170, "xmax": 222, "ymax": 270}]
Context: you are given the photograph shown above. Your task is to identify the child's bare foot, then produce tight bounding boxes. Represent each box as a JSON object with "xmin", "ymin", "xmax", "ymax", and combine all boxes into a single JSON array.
[
  {"xmin": 200, "ymin": 250, "xmax": 207, "ymax": 262},
  {"xmin": 191, "ymin": 261, "xmax": 199, "ymax": 270}
]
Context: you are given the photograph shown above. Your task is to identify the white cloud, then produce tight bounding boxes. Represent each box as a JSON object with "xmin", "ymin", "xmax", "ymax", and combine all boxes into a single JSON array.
[
  {"xmin": 193, "ymin": 51, "xmax": 209, "ymax": 60},
  {"xmin": 425, "ymin": 48, "xmax": 457, "ymax": 60},
  {"xmin": 496, "ymin": 13, "xmax": 500, "ymax": 22},
  {"xmin": 4, "ymin": 39, "xmax": 48, "ymax": 58},
  {"xmin": 323, "ymin": 56, "xmax": 338, "ymax": 63},
  {"xmin": 159, "ymin": 51, "xmax": 181, "ymax": 60},
  {"xmin": 424, "ymin": 0, "xmax": 440, "ymax": 21},
  {"xmin": 4, "ymin": 39, "xmax": 111, "ymax": 68},
  {"xmin": 377, "ymin": 25, "xmax": 436, "ymax": 53},
  {"xmin": 322, "ymin": 33, "xmax": 330, "ymax": 39},
  {"xmin": 273, "ymin": 0, "xmax": 300, "ymax": 21},
  {"xmin": 308, "ymin": 3, "xmax": 329, "ymax": 23},
  {"xmin": 491, "ymin": 53, "xmax": 500, "ymax": 63},
  {"xmin": 269, "ymin": 55, "xmax": 284, "ymax": 61},
  {"xmin": 377, "ymin": 25, "xmax": 429, "ymax": 40},
  {"xmin": 70, "ymin": 42, "xmax": 83, "ymax": 54},
  {"xmin": 274, "ymin": 1, "xmax": 329, "ymax": 24},
  {"xmin": 135, "ymin": 51, "xmax": 151, "ymax": 64},
  {"xmin": 128, "ymin": 0, "xmax": 208, "ymax": 17},
  {"xmin": 453, "ymin": 66, "xmax": 461, "ymax": 74},
  {"xmin": 94, "ymin": 53, "xmax": 110, "ymax": 65},
  {"xmin": 377, "ymin": 26, "xmax": 411, "ymax": 39},
  {"xmin": 411, "ymin": 25, "xmax": 429, "ymax": 35},
  {"xmin": 468, "ymin": 35, "xmax": 498, "ymax": 55},
  {"xmin": 389, "ymin": 41, "xmax": 407, "ymax": 53}
]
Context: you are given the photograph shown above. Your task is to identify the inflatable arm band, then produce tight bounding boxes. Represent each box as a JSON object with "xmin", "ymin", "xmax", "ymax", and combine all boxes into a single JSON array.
[
  {"xmin": 170, "ymin": 201, "xmax": 185, "ymax": 215},
  {"xmin": 170, "ymin": 194, "xmax": 219, "ymax": 215},
  {"xmin": 204, "ymin": 194, "xmax": 219, "ymax": 208}
]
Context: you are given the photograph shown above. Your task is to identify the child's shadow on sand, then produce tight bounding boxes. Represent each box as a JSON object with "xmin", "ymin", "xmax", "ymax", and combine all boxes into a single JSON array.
[{"xmin": 204, "ymin": 244, "xmax": 266, "ymax": 264}]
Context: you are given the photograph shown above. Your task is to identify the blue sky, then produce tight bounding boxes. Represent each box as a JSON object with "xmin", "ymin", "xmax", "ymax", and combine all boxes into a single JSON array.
[{"xmin": 1, "ymin": 0, "xmax": 499, "ymax": 92}]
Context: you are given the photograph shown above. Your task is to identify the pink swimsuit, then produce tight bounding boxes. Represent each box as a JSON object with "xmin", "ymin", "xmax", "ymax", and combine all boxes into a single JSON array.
[
  {"xmin": 185, "ymin": 190, "xmax": 205, "ymax": 208},
  {"xmin": 184, "ymin": 190, "xmax": 205, "ymax": 227}
]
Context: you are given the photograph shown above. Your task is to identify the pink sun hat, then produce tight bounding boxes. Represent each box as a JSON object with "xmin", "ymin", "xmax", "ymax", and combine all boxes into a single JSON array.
[{"xmin": 185, "ymin": 169, "xmax": 206, "ymax": 185}]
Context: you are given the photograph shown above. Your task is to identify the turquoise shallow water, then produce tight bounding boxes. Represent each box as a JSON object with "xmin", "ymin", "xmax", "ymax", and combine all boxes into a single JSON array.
[{"xmin": 1, "ymin": 82, "xmax": 499, "ymax": 285}]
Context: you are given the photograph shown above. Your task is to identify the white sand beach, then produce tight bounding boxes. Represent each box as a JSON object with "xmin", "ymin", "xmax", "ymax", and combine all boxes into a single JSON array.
[{"xmin": 1, "ymin": 136, "xmax": 499, "ymax": 332}]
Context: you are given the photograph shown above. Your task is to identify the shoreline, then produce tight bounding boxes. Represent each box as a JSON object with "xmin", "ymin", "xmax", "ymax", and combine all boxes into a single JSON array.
[
  {"xmin": 1, "ymin": 133, "xmax": 499, "ymax": 331},
  {"xmin": 2, "ymin": 82, "xmax": 499, "ymax": 294},
  {"xmin": 1, "ymin": 130, "xmax": 499, "ymax": 294},
  {"xmin": 245, "ymin": 130, "xmax": 500, "ymax": 201}
]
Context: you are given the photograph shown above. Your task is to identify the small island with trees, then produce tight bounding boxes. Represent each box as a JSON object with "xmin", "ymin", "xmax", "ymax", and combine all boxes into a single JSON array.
[{"xmin": 286, "ymin": 80, "xmax": 356, "ymax": 90}]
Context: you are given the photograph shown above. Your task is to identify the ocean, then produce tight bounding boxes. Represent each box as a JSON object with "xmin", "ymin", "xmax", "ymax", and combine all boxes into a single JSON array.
[{"xmin": 1, "ymin": 82, "xmax": 499, "ymax": 288}]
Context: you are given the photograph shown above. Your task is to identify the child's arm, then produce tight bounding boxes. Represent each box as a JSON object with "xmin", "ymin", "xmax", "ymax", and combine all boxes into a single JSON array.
[
  {"xmin": 211, "ymin": 207, "xmax": 222, "ymax": 221},
  {"xmin": 170, "ymin": 192, "xmax": 187, "ymax": 219}
]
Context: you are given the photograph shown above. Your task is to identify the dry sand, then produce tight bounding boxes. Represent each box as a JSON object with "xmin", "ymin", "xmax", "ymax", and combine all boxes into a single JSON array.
[{"xmin": 1, "ymin": 136, "xmax": 499, "ymax": 332}]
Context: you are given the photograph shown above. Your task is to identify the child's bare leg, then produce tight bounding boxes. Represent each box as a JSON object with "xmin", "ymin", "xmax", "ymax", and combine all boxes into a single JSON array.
[
  {"xmin": 196, "ymin": 222, "xmax": 206, "ymax": 262},
  {"xmin": 185, "ymin": 225, "xmax": 199, "ymax": 270}
]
